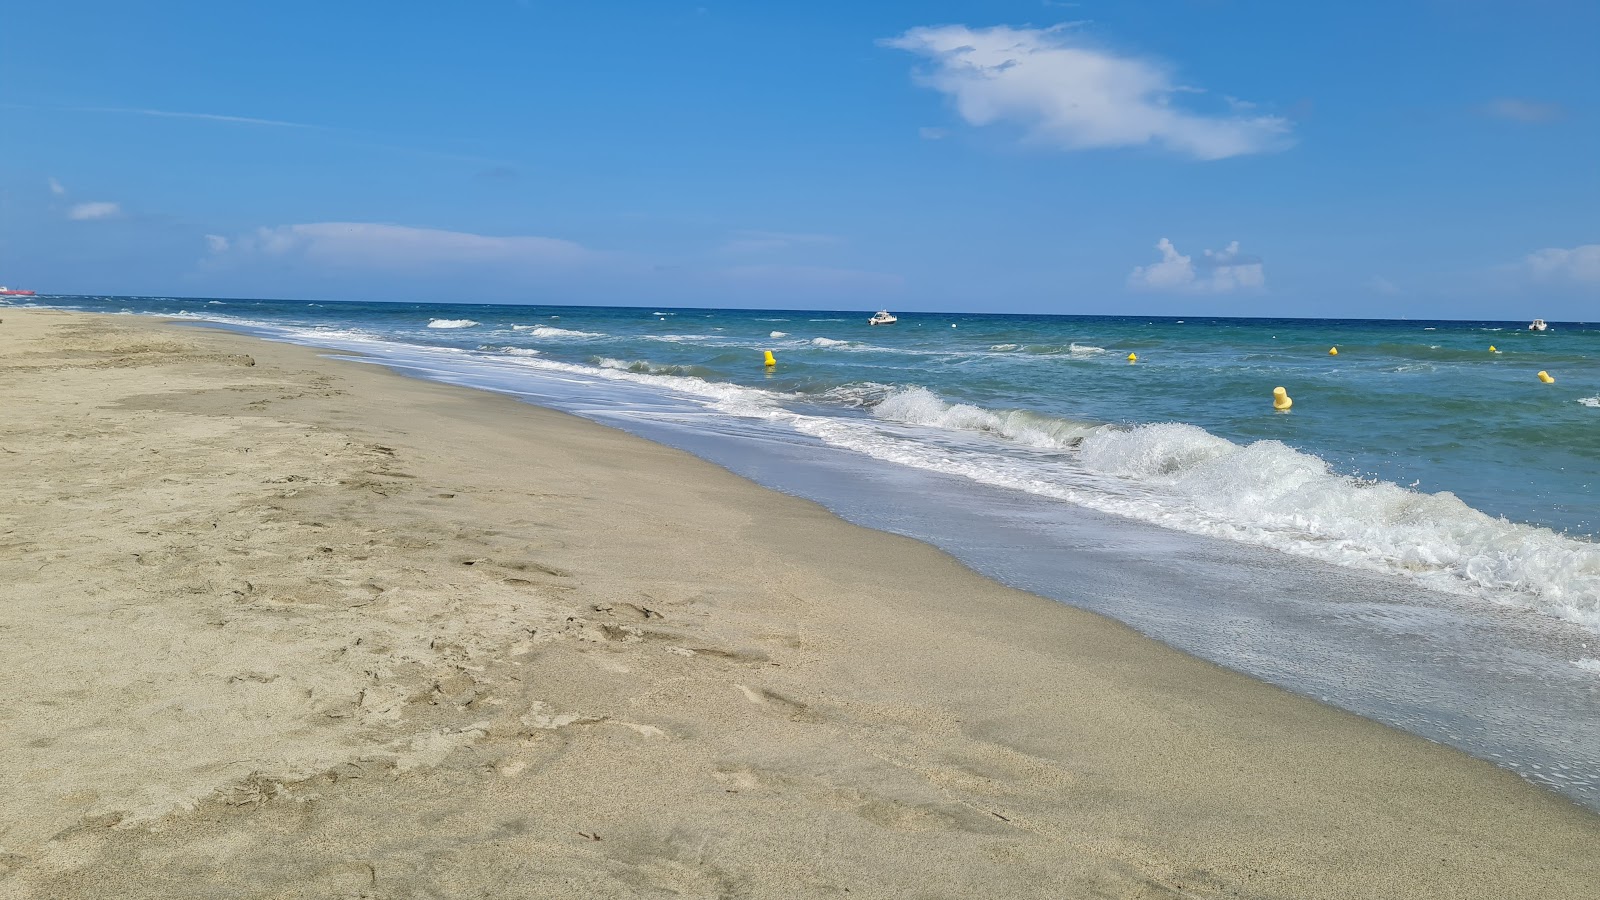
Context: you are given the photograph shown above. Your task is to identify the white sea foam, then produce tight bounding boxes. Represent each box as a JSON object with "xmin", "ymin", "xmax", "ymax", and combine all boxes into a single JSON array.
[
  {"xmin": 1573, "ymin": 658, "xmax": 1600, "ymax": 674},
  {"xmin": 483, "ymin": 346, "xmax": 541, "ymax": 357},
  {"xmin": 770, "ymin": 331, "xmax": 788, "ymax": 338},
  {"xmin": 512, "ymin": 325, "xmax": 603, "ymax": 338},
  {"xmin": 1579, "ymin": 397, "xmax": 1599, "ymax": 408},
  {"xmin": 989, "ymin": 343, "xmax": 1019, "ymax": 352},
  {"xmin": 1068, "ymin": 342, "xmax": 1107, "ymax": 357},
  {"xmin": 811, "ymin": 337, "xmax": 852, "ymax": 348},
  {"xmin": 650, "ymin": 334, "xmax": 710, "ymax": 343},
  {"xmin": 873, "ymin": 387, "xmax": 1101, "ymax": 449},
  {"xmin": 427, "ymin": 318, "xmax": 479, "ymax": 329},
  {"xmin": 829, "ymin": 387, "xmax": 1600, "ymax": 633}
]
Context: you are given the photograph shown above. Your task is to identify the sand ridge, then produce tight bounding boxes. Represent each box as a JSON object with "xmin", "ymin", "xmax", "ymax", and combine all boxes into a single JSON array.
[{"xmin": 2, "ymin": 309, "xmax": 1597, "ymax": 898}]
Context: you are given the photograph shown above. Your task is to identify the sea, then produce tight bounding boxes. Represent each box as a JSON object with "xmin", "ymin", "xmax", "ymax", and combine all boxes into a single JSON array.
[{"xmin": 11, "ymin": 294, "xmax": 1600, "ymax": 810}]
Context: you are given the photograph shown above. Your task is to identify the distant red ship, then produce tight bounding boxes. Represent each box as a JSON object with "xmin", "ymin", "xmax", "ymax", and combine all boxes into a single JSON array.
[{"xmin": 0, "ymin": 286, "xmax": 36, "ymax": 296}]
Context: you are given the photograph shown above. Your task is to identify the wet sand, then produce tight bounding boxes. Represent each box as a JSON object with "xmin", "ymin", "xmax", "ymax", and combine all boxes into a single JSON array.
[{"xmin": 2, "ymin": 307, "xmax": 1596, "ymax": 898}]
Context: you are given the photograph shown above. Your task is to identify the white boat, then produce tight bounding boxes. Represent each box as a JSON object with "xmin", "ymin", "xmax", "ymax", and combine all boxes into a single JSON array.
[
  {"xmin": 1529, "ymin": 319, "xmax": 1549, "ymax": 332},
  {"xmin": 867, "ymin": 310, "xmax": 897, "ymax": 326}
]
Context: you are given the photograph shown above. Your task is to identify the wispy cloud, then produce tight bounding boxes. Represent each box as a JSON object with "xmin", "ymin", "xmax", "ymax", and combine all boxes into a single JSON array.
[
  {"xmin": 1522, "ymin": 243, "xmax": 1600, "ymax": 284},
  {"xmin": 48, "ymin": 177, "xmax": 66, "ymax": 196},
  {"xmin": 718, "ymin": 230, "xmax": 838, "ymax": 254},
  {"xmin": 68, "ymin": 201, "xmax": 122, "ymax": 221},
  {"xmin": 74, "ymin": 106, "xmax": 316, "ymax": 129},
  {"xmin": 1480, "ymin": 98, "xmax": 1564, "ymax": 124},
  {"xmin": 883, "ymin": 24, "xmax": 1291, "ymax": 160},
  {"xmin": 1367, "ymin": 275, "xmax": 1402, "ymax": 296},
  {"xmin": 13, "ymin": 102, "xmax": 513, "ymax": 168},
  {"xmin": 207, "ymin": 222, "xmax": 590, "ymax": 271},
  {"xmin": 1128, "ymin": 238, "xmax": 1264, "ymax": 292}
]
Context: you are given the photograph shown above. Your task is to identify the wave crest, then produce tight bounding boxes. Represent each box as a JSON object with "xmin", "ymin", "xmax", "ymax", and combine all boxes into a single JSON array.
[
  {"xmin": 872, "ymin": 387, "xmax": 1102, "ymax": 449},
  {"xmin": 512, "ymin": 325, "xmax": 603, "ymax": 338}
]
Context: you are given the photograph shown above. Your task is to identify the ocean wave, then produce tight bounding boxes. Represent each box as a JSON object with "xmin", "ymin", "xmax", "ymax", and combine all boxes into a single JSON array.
[
  {"xmin": 813, "ymin": 382, "xmax": 895, "ymax": 408},
  {"xmin": 989, "ymin": 343, "xmax": 1019, "ymax": 352},
  {"xmin": 427, "ymin": 318, "xmax": 479, "ymax": 329},
  {"xmin": 770, "ymin": 331, "xmax": 788, "ymax": 338},
  {"xmin": 592, "ymin": 357, "xmax": 716, "ymax": 379},
  {"xmin": 844, "ymin": 387, "xmax": 1600, "ymax": 632},
  {"xmin": 872, "ymin": 387, "xmax": 1102, "ymax": 449},
  {"xmin": 478, "ymin": 345, "xmax": 541, "ymax": 357},
  {"xmin": 1018, "ymin": 342, "xmax": 1108, "ymax": 357},
  {"xmin": 512, "ymin": 325, "xmax": 603, "ymax": 338},
  {"xmin": 649, "ymin": 334, "xmax": 711, "ymax": 343},
  {"xmin": 811, "ymin": 337, "xmax": 852, "ymax": 348}
]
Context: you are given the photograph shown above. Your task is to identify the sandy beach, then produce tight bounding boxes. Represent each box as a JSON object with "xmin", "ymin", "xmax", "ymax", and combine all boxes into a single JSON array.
[{"xmin": 2, "ymin": 307, "xmax": 1596, "ymax": 899}]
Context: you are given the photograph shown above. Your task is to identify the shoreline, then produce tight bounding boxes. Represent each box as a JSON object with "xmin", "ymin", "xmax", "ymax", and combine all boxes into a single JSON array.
[{"xmin": 4, "ymin": 308, "xmax": 1597, "ymax": 898}]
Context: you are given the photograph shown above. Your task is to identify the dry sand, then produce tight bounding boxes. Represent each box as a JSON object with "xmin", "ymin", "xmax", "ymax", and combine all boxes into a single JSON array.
[{"xmin": 1, "ymin": 308, "xmax": 1596, "ymax": 899}]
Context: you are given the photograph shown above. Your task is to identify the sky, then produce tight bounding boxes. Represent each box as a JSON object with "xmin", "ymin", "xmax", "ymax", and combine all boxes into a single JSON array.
[{"xmin": 1, "ymin": 0, "xmax": 1596, "ymax": 319}]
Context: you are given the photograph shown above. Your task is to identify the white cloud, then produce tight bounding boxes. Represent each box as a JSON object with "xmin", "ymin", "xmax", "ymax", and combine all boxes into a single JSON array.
[
  {"xmin": 718, "ymin": 230, "xmax": 838, "ymax": 254},
  {"xmin": 77, "ymin": 106, "xmax": 314, "ymax": 129},
  {"xmin": 68, "ymin": 201, "xmax": 122, "ymax": 221},
  {"xmin": 208, "ymin": 222, "xmax": 590, "ymax": 271},
  {"xmin": 48, "ymin": 177, "xmax": 66, "ymax": 196},
  {"xmin": 1128, "ymin": 238, "xmax": 1264, "ymax": 293},
  {"xmin": 883, "ymin": 24, "xmax": 1291, "ymax": 160},
  {"xmin": 1523, "ymin": 244, "xmax": 1600, "ymax": 284},
  {"xmin": 1481, "ymin": 98, "xmax": 1563, "ymax": 124}
]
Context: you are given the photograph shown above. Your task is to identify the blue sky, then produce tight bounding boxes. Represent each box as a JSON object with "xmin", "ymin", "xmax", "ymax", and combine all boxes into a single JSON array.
[{"xmin": 1, "ymin": 0, "xmax": 1596, "ymax": 318}]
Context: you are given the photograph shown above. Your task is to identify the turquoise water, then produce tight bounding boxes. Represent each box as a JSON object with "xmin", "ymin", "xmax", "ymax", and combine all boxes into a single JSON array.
[{"xmin": 12, "ymin": 293, "xmax": 1600, "ymax": 808}]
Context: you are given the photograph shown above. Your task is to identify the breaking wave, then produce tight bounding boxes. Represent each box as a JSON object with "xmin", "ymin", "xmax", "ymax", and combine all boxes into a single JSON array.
[
  {"xmin": 512, "ymin": 325, "xmax": 603, "ymax": 338},
  {"xmin": 427, "ymin": 319, "xmax": 479, "ymax": 329},
  {"xmin": 850, "ymin": 389, "xmax": 1600, "ymax": 632}
]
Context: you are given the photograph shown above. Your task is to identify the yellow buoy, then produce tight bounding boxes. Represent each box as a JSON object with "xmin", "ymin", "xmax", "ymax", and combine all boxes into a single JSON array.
[
  {"xmin": 1127, "ymin": 352, "xmax": 1137, "ymax": 363},
  {"xmin": 1272, "ymin": 386, "xmax": 1293, "ymax": 411},
  {"xmin": 1329, "ymin": 347, "xmax": 1339, "ymax": 356},
  {"xmin": 1489, "ymin": 345, "xmax": 1497, "ymax": 353},
  {"xmin": 763, "ymin": 350, "xmax": 777, "ymax": 367},
  {"xmin": 1538, "ymin": 370, "xmax": 1554, "ymax": 384}
]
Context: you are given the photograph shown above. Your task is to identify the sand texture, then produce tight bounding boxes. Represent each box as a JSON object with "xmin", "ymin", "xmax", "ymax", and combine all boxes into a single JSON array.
[{"xmin": 2, "ymin": 308, "xmax": 1597, "ymax": 898}]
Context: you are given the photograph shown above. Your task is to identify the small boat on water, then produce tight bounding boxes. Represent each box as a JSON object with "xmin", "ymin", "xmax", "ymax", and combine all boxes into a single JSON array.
[
  {"xmin": 0, "ymin": 286, "xmax": 36, "ymax": 297},
  {"xmin": 1529, "ymin": 319, "xmax": 1549, "ymax": 332},
  {"xmin": 868, "ymin": 310, "xmax": 898, "ymax": 326}
]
